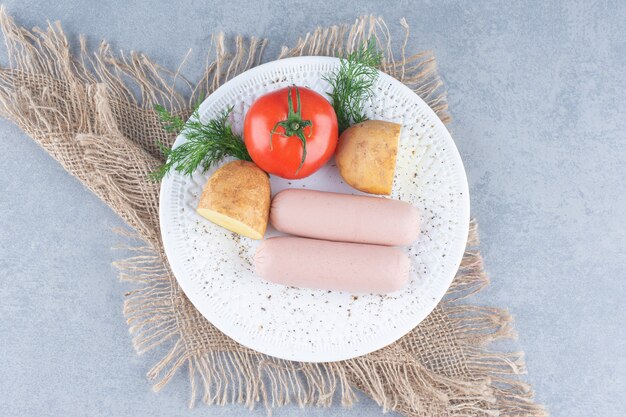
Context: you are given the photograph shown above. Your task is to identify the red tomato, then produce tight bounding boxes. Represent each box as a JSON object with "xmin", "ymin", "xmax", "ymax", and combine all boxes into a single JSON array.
[{"xmin": 244, "ymin": 86, "xmax": 338, "ymax": 179}]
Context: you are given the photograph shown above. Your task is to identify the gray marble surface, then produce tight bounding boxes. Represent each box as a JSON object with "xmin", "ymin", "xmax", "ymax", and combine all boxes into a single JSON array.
[{"xmin": 1, "ymin": 1, "xmax": 624, "ymax": 416}]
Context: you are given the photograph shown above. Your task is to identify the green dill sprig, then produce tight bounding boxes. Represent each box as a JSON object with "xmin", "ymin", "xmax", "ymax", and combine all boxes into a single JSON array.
[
  {"xmin": 150, "ymin": 104, "xmax": 251, "ymax": 181},
  {"xmin": 323, "ymin": 38, "xmax": 383, "ymax": 133}
]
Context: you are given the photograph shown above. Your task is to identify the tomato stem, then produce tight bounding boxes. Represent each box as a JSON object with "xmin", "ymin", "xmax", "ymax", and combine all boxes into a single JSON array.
[{"xmin": 270, "ymin": 86, "xmax": 313, "ymax": 173}]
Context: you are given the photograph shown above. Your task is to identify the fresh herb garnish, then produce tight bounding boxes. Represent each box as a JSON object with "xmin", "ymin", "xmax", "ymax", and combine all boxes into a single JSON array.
[
  {"xmin": 150, "ymin": 104, "xmax": 251, "ymax": 181},
  {"xmin": 323, "ymin": 38, "xmax": 383, "ymax": 133}
]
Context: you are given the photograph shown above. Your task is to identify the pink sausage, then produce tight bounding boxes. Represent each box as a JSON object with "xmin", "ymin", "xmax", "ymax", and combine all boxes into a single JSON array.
[
  {"xmin": 270, "ymin": 189, "xmax": 420, "ymax": 246},
  {"xmin": 254, "ymin": 237, "xmax": 410, "ymax": 294}
]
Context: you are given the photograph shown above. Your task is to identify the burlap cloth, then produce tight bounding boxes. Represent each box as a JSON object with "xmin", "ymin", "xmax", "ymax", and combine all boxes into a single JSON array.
[{"xmin": 0, "ymin": 9, "xmax": 546, "ymax": 417}]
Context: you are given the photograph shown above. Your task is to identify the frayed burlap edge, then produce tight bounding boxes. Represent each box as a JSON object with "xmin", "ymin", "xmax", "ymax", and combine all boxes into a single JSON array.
[{"xmin": 0, "ymin": 8, "xmax": 546, "ymax": 417}]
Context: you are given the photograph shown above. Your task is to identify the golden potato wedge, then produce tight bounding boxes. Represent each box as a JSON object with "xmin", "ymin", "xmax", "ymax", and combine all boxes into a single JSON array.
[
  {"xmin": 335, "ymin": 120, "xmax": 402, "ymax": 195},
  {"xmin": 197, "ymin": 160, "xmax": 270, "ymax": 240}
]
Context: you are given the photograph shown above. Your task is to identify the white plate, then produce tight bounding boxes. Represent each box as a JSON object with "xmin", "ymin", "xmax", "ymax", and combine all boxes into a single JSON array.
[{"xmin": 159, "ymin": 56, "xmax": 469, "ymax": 362}]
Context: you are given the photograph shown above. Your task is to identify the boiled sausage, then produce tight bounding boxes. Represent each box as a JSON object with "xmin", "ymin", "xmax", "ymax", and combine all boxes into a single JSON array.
[
  {"xmin": 270, "ymin": 189, "xmax": 420, "ymax": 246},
  {"xmin": 254, "ymin": 236, "xmax": 410, "ymax": 293}
]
